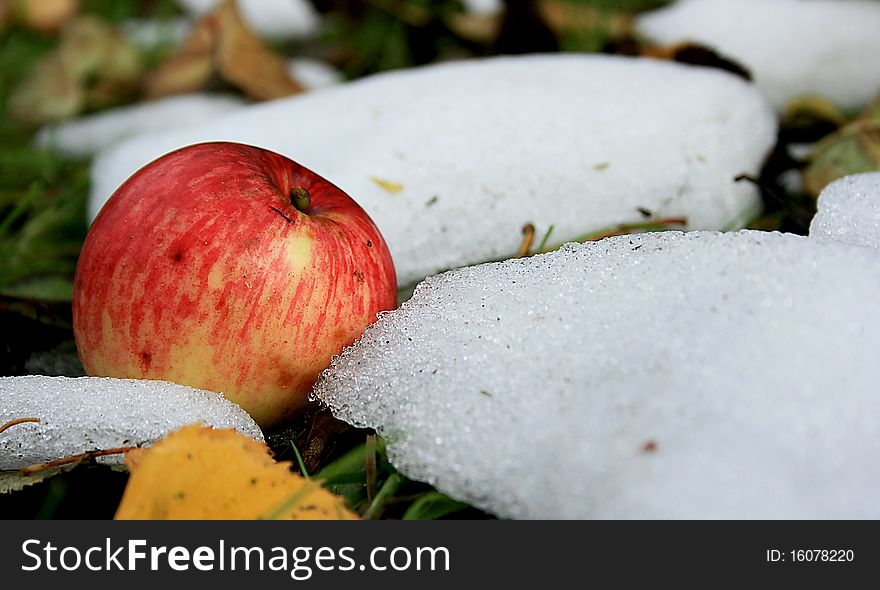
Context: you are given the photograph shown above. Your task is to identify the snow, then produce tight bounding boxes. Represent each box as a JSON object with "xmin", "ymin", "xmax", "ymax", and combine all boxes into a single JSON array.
[
  {"xmin": 810, "ymin": 172, "xmax": 880, "ymax": 248},
  {"xmin": 36, "ymin": 94, "xmax": 246, "ymax": 159},
  {"xmin": 286, "ymin": 57, "xmax": 343, "ymax": 90},
  {"xmin": 35, "ymin": 56, "xmax": 341, "ymax": 159},
  {"xmin": 176, "ymin": 0, "xmax": 320, "ymax": 41},
  {"xmin": 0, "ymin": 375, "xmax": 263, "ymax": 471},
  {"xmin": 314, "ymin": 224, "xmax": 880, "ymax": 518},
  {"xmin": 89, "ymin": 54, "xmax": 777, "ymax": 287},
  {"xmin": 636, "ymin": 0, "xmax": 880, "ymax": 111}
]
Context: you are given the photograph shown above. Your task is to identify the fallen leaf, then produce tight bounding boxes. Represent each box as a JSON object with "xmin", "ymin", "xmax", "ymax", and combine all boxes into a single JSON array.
[
  {"xmin": 804, "ymin": 118, "xmax": 880, "ymax": 197},
  {"xmin": 142, "ymin": 52, "xmax": 215, "ymax": 99},
  {"xmin": 115, "ymin": 425, "xmax": 358, "ymax": 520},
  {"xmin": 60, "ymin": 16, "xmax": 143, "ymax": 107},
  {"xmin": 8, "ymin": 15, "xmax": 144, "ymax": 124},
  {"xmin": 145, "ymin": 0, "xmax": 304, "ymax": 101}
]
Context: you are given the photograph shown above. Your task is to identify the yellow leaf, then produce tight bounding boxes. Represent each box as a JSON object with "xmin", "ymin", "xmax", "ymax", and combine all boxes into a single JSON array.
[
  {"xmin": 145, "ymin": 0, "xmax": 304, "ymax": 101},
  {"xmin": 114, "ymin": 425, "xmax": 358, "ymax": 520}
]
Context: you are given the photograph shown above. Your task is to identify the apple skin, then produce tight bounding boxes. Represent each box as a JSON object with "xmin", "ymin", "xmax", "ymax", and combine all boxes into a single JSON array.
[{"xmin": 72, "ymin": 142, "xmax": 397, "ymax": 428}]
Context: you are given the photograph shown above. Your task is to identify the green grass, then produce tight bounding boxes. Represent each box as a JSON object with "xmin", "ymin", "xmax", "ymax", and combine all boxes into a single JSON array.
[{"xmin": 0, "ymin": 27, "xmax": 91, "ymax": 301}]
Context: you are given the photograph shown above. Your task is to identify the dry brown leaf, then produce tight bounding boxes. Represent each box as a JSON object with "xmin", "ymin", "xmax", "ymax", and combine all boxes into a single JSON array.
[
  {"xmin": 115, "ymin": 424, "xmax": 358, "ymax": 520},
  {"xmin": 142, "ymin": 13, "xmax": 215, "ymax": 98},
  {"xmin": 143, "ymin": 53, "xmax": 215, "ymax": 99},
  {"xmin": 145, "ymin": 0, "xmax": 304, "ymax": 101}
]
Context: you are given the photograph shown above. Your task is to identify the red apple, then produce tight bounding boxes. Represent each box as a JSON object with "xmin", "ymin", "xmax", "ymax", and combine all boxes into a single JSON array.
[{"xmin": 72, "ymin": 142, "xmax": 397, "ymax": 428}]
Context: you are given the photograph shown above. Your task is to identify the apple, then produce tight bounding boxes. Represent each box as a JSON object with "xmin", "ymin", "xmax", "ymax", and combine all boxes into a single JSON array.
[{"xmin": 72, "ymin": 141, "xmax": 397, "ymax": 428}]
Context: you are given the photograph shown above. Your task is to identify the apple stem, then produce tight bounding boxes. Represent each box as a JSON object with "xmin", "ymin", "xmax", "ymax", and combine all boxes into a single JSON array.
[{"xmin": 290, "ymin": 187, "xmax": 311, "ymax": 213}]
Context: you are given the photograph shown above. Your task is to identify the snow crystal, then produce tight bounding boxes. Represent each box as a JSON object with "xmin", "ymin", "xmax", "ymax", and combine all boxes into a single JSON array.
[
  {"xmin": 0, "ymin": 376, "xmax": 263, "ymax": 471},
  {"xmin": 37, "ymin": 94, "xmax": 246, "ymax": 159},
  {"xmin": 810, "ymin": 173, "xmax": 880, "ymax": 249},
  {"xmin": 89, "ymin": 54, "xmax": 776, "ymax": 286},
  {"xmin": 176, "ymin": 0, "xmax": 319, "ymax": 41},
  {"xmin": 314, "ymin": 230, "xmax": 880, "ymax": 519},
  {"xmin": 636, "ymin": 0, "xmax": 880, "ymax": 111}
]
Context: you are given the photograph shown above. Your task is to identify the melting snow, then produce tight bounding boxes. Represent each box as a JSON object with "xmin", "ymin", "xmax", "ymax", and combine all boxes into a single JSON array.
[
  {"xmin": 0, "ymin": 376, "xmax": 263, "ymax": 471},
  {"xmin": 315, "ymin": 175, "xmax": 880, "ymax": 518}
]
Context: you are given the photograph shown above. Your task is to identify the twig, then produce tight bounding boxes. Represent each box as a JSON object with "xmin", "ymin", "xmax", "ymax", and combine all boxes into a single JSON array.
[
  {"xmin": 0, "ymin": 417, "xmax": 40, "ymax": 435},
  {"xmin": 20, "ymin": 446, "xmax": 138, "ymax": 476},
  {"xmin": 517, "ymin": 223, "xmax": 536, "ymax": 257}
]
